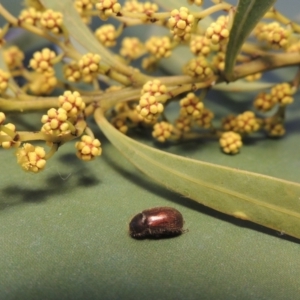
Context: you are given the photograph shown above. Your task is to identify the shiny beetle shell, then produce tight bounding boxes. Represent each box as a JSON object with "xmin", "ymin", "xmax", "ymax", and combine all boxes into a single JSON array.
[{"xmin": 129, "ymin": 207, "xmax": 184, "ymax": 239}]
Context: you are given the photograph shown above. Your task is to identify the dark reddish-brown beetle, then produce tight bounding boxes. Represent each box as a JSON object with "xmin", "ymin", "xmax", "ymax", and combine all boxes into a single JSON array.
[{"xmin": 129, "ymin": 207, "xmax": 184, "ymax": 239}]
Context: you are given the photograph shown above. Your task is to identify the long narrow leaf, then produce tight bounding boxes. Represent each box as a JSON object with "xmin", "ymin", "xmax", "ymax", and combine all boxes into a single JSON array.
[
  {"xmin": 224, "ymin": 0, "xmax": 276, "ymax": 81},
  {"xmin": 95, "ymin": 108, "xmax": 300, "ymax": 240}
]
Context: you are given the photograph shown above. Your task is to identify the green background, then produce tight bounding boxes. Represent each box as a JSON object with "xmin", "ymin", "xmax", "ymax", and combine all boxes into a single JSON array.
[
  {"xmin": 1, "ymin": 1, "xmax": 300, "ymax": 299},
  {"xmin": 0, "ymin": 103, "xmax": 300, "ymax": 300}
]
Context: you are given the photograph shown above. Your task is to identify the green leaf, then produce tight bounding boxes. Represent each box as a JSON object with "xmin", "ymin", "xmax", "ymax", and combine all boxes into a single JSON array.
[
  {"xmin": 224, "ymin": 0, "xmax": 276, "ymax": 81},
  {"xmin": 95, "ymin": 108, "xmax": 300, "ymax": 240}
]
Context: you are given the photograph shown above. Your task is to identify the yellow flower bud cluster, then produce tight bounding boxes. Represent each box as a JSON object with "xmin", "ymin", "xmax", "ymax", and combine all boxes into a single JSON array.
[
  {"xmin": 152, "ymin": 121, "xmax": 174, "ymax": 142},
  {"xmin": 179, "ymin": 93, "xmax": 204, "ymax": 118},
  {"xmin": 120, "ymin": 37, "xmax": 145, "ymax": 60},
  {"xmin": 95, "ymin": 24, "xmax": 117, "ymax": 47},
  {"xmin": 194, "ymin": 108, "xmax": 214, "ymax": 128},
  {"xmin": 135, "ymin": 98, "xmax": 163, "ymax": 123},
  {"xmin": 75, "ymin": 135, "xmax": 102, "ymax": 161},
  {"xmin": 78, "ymin": 53, "xmax": 101, "ymax": 82},
  {"xmin": 183, "ymin": 56, "xmax": 213, "ymax": 80},
  {"xmin": 255, "ymin": 22, "xmax": 290, "ymax": 49},
  {"xmin": 74, "ymin": 0, "xmax": 94, "ymax": 24},
  {"xmin": 168, "ymin": 7, "xmax": 194, "ymax": 41},
  {"xmin": 96, "ymin": 0, "xmax": 121, "ymax": 20},
  {"xmin": 245, "ymin": 73, "xmax": 262, "ymax": 82},
  {"xmin": 0, "ymin": 69, "xmax": 10, "ymax": 94},
  {"xmin": 41, "ymin": 108, "xmax": 70, "ymax": 136},
  {"xmin": 219, "ymin": 131, "xmax": 243, "ymax": 154},
  {"xmin": 263, "ymin": 118, "xmax": 285, "ymax": 137},
  {"xmin": 141, "ymin": 79, "xmax": 167, "ymax": 97},
  {"xmin": 136, "ymin": 80, "xmax": 166, "ymax": 123},
  {"xmin": 189, "ymin": 35, "xmax": 211, "ymax": 56},
  {"xmin": 39, "ymin": 9, "xmax": 63, "ymax": 34},
  {"xmin": 175, "ymin": 116, "xmax": 192, "ymax": 133},
  {"xmin": 123, "ymin": 0, "xmax": 140, "ymax": 12},
  {"xmin": 139, "ymin": 2, "xmax": 158, "ymax": 15},
  {"xmin": 112, "ymin": 117, "xmax": 128, "ymax": 134},
  {"xmin": 221, "ymin": 114, "xmax": 238, "ymax": 132},
  {"xmin": 18, "ymin": 7, "xmax": 41, "ymax": 26},
  {"xmin": 63, "ymin": 62, "xmax": 82, "ymax": 82},
  {"xmin": 205, "ymin": 15, "xmax": 230, "ymax": 45},
  {"xmin": 58, "ymin": 91, "xmax": 86, "ymax": 119},
  {"xmin": 253, "ymin": 92, "xmax": 277, "ymax": 112},
  {"xmin": 29, "ymin": 71, "xmax": 57, "ymax": 95},
  {"xmin": 28, "ymin": 48, "xmax": 58, "ymax": 95},
  {"xmin": 0, "ymin": 123, "xmax": 21, "ymax": 149},
  {"xmin": 29, "ymin": 48, "xmax": 57, "ymax": 73},
  {"xmin": 16, "ymin": 143, "xmax": 47, "ymax": 173},
  {"xmin": 145, "ymin": 36, "xmax": 172, "ymax": 59},
  {"xmin": 211, "ymin": 51, "xmax": 225, "ymax": 71},
  {"xmin": 122, "ymin": 0, "xmax": 158, "ymax": 14},
  {"xmin": 270, "ymin": 83, "xmax": 295, "ymax": 106},
  {"xmin": 236, "ymin": 111, "xmax": 260, "ymax": 133},
  {"xmin": 3, "ymin": 46, "xmax": 25, "ymax": 70}
]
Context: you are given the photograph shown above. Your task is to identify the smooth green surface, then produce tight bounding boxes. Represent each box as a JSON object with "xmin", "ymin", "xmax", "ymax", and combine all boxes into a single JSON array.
[
  {"xmin": 1, "ymin": 99, "xmax": 300, "ymax": 300},
  {"xmin": 1, "ymin": 1, "xmax": 300, "ymax": 299}
]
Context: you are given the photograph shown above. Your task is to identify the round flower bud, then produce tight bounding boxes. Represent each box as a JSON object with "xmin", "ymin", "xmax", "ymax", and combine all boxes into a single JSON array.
[
  {"xmin": 168, "ymin": 7, "xmax": 194, "ymax": 41},
  {"xmin": 184, "ymin": 56, "xmax": 213, "ymax": 80},
  {"xmin": 58, "ymin": 90, "xmax": 85, "ymax": 118},
  {"xmin": 194, "ymin": 108, "xmax": 214, "ymax": 128},
  {"xmin": 152, "ymin": 121, "xmax": 174, "ymax": 142},
  {"xmin": 3, "ymin": 46, "xmax": 25, "ymax": 70},
  {"xmin": 205, "ymin": 15, "xmax": 229, "ymax": 45},
  {"xmin": 18, "ymin": 7, "xmax": 41, "ymax": 25},
  {"xmin": 179, "ymin": 93, "xmax": 204, "ymax": 118},
  {"xmin": 29, "ymin": 48, "xmax": 56, "ymax": 73},
  {"xmin": 96, "ymin": 0, "xmax": 121, "ymax": 20},
  {"xmin": 40, "ymin": 9, "xmax": 63, "ymax": 34},
  {"xmin": 175, "ymin": 116, "xmax": 192, "ymax": 133},
  {"xmin": 221, "ymin": 114, "xmax": 238, "ymax": 132},
  {"xmin": 264, "ymin": 118, "xmax": 285, "ymax": 137},
  {"xmin": 219, "ymin": 131, "xmax": 243, "ymax": 154},
  {"xmin": 0, "ymin": 123, "xmax": 21, "ymax": 149},
  {"xmin": 29, "ymin": 70, "xmax": 57, "ymax": 95},
  {"xmin": 236, "ymin": 111, "xmax": 260, "ymax": 133},
  {"xmin": 78, "ymin": 53, "xmax": 101, "ymax": 82},
  {"xmin": 63, "ymin": 62, "xmax": 82, "ymax": 82},
  {"xmin": 41, "ymin": 108, "xmax": 70, "ymax": 136},
  {"xmin": 120, "ymin": 37, "xmax": 145, "ymax": 60},
  {"xmin": 253, "ymin": 92, "xmax": 277, "ymax": 112},
  {"xmin": 95, "ymin": 24, "xmax": 117, "ymax": 47},
  {"xmin": 75, "ymin": 135, "xmax": 102, "ymax": 161},
  {"xmin": 16, "ymin": 143, "xmax": 47, "ymax": 173},
  {"xmin": 189, "ymin": 35, "xmax": 211, "ymax": 56},
  {"xmin": 141, "ymin": 79, "xmax": 167, "ymax": 97},
  {"xmin": 112, "ymin": 117, "xmax": 128, "ymax": 134},
  {"xmin": 136, "ymin": 93, "xmax": 164, "ymax": 123},
  {"xmin": 270, "ymin": 83, "xmax": 295, "ymax": 106},
  {"xmin": 145, "ymin": 36, "xmax": 172, "ymax": 59}
]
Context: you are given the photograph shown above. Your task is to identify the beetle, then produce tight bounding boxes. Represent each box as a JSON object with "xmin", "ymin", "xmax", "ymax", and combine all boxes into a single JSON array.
[{"xmin": 129, "ymin": 207, "xmax": 184, "ymax": 239}]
